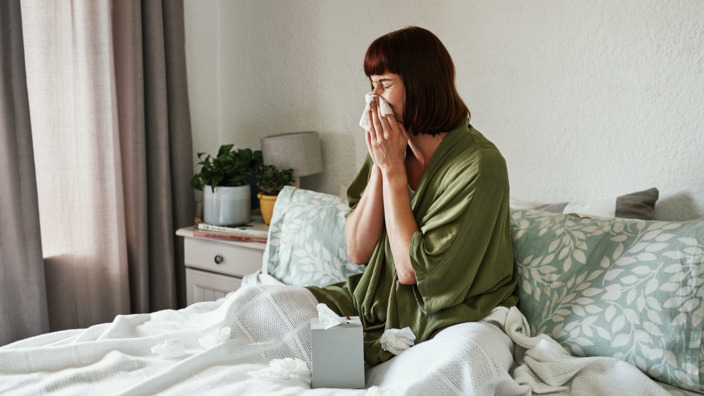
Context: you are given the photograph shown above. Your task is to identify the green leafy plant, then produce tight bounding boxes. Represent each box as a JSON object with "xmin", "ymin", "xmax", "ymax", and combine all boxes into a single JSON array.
[
  {"xmin": 256, "ymin": 164, "xmax": 294, "ymax": 196},
  {"xmin": 190, "ymin": 144, "xmax": 263, "ymax": 191}
]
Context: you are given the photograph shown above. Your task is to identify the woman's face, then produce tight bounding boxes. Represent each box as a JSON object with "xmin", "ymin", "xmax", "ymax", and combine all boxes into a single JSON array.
[{"xmin": 370, "ymin": 72, "xmax": 405, "ymax": 122}]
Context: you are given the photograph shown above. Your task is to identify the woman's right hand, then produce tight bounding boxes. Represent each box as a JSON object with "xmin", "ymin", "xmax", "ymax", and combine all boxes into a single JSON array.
[{"xmin": 365, "ymin": 98, "xmax": 409, "ymax": 175}]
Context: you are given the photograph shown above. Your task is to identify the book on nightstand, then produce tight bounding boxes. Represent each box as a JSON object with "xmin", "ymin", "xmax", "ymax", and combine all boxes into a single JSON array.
[{"xmin": 192, "ymin": 221, "xmax": 269, "ymax": 243}]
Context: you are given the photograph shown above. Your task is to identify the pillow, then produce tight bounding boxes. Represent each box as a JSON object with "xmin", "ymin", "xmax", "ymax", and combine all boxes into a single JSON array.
[
  {"xmin": 512, "ymin": 187, "xmax": 659, "ymax": 220},
  {"xmin": 262, "ymin": 186, "xmax": 364, "ymax": 287},
  {"xmin": 511, "ymin": 208, "xmax": 704, "ymax": 391}
]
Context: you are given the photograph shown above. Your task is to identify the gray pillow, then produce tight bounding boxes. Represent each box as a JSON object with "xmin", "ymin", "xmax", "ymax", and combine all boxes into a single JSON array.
[{"xmin": 535, "ymin": 187, "xmax": 659, "ymax": 220}]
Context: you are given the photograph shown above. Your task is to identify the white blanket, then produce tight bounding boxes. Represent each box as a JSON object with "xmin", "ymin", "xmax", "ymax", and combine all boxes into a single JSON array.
[{"xmin": 0, "ymin": 285, "xmax": 680, "ymax": 395}]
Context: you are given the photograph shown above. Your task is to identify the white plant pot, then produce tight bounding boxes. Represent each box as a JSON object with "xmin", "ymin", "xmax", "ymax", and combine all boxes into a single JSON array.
[{"xmin": 203, "ymin": 184, "xmax": 251, "ymax": 226}]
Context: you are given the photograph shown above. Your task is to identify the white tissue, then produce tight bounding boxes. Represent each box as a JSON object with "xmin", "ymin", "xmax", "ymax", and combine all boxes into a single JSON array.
[
  {"xmin": 248, "ymin": 358, "xmax": 311, "ymax": 381},
  {"xmin": 366, "ymin": 386, "xmax": 401, "ymax": 396},
  {"xmin": 151, "ymin": 338, "xmax": 185, "ymax": 359},
  {"xmin": 316, "ymin": 303, "xmax": 346, "ymax": 330},
  {"xmin": 199, "ymin": 327, "xmax": 231, "ymax": 349},
  {"xmin": 359, "ymin": 94, "xmax": 395, "ymax": 130},
  {"xmin": 379, "ymin": 327, "xmax": 416, "ymax": 355}
]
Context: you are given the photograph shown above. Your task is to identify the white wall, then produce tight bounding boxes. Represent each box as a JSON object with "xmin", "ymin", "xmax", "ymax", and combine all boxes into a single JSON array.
[{"xmin": 184, "ymin": 1, "xmax": 704, "ymax": 220}]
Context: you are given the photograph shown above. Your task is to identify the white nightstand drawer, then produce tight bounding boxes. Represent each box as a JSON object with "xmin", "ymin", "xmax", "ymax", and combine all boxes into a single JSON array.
[
  {"xmin": 185, "ymin": 268, "xmax": 242, "ymax": 305},
  {"xmin": 184, "ymin": 237, "xmax": 263, "ymax": 277}
]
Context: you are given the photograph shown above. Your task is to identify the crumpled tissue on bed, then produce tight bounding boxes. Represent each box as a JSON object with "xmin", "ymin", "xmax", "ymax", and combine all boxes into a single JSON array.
[
  {"xmin": 380, "ymin": 327, "xmax": 416, "ymax": 355},
  {"xmin": 359, "ymin": 93, "xmax": 395, "ymax": 130},
  {"xmin": 248, "ymin": 358, "xmax": 311, "ymax": 382},
  {"xmin": 316, "ymin": 303, "xmax": 347, "ymax": 330},
  {"xmin": 199, "ymin": 327, "xmax": 231, "ymax": 349},
  {"xmin": 365, "ymin": 386, "xmax": 401, "ymax": 396},
  {"xmin": 151, "ymin": 338, "xmax": 185, "ymax": 359}
]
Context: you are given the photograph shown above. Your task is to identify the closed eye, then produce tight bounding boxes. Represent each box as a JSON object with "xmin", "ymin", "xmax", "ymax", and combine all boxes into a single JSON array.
[{"xmin": 371, "ymin": 78, "xmax": 393, "ymax": 90}]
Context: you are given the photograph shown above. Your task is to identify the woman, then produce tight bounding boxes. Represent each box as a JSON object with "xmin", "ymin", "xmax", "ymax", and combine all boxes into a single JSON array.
[{"xmin": 307, "ymin": 26, "xmax": 519, "ymax": 365}]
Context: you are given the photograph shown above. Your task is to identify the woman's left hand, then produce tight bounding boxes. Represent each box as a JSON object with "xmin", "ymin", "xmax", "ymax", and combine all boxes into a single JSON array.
[{"xmin": 365, "ymin": 98, "xmax": 409, "ymax": 174}]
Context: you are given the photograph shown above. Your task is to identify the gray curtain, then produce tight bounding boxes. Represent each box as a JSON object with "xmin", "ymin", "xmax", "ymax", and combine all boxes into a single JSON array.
[
  {"xmin": 113, "ymin": 0, "xmax": 195, "ymax": 314},
  {"xmin": 0, "ymin": 0, "xmax": 50, "ymax": 346},
  {"xmin": 0, "ymin": 0, "xmax": 194, "ymax": 344}
]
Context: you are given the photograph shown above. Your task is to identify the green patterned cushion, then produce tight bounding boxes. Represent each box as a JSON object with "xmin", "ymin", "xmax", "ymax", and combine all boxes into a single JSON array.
[
  {"xmin": 511, "ymin": 208, "xmax": 704, "ymax": 391},
  {"xmin": 262, "ymin": 186, "xmax": 364, "ymax": 287}
]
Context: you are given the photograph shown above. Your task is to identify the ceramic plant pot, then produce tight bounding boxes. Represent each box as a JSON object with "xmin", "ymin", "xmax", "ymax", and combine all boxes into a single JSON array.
[
  {"xmin": 257, "ymin": 193, "xmax": 277, "ymax": 225},
  {"xmin": 203, "ymin": 184, "xmax": 251, "ymax": 226}
]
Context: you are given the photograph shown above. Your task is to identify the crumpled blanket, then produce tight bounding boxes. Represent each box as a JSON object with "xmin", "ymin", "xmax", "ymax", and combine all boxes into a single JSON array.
[
  {"xmin": 0, "ymin": 285, "xmax": 676, "ymax": 395},
  {"xmin": 483, "ymin": 306, "xmax": 672, "ymax": 395}
]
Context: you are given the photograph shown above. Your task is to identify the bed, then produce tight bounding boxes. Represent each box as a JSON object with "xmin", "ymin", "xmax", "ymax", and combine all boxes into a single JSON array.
[{"xmin": 1, "ymin": 186, "xmax": 703, "ymax": 395}]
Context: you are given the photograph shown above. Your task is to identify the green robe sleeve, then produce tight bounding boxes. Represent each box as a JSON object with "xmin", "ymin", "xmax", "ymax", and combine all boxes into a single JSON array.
[{"xmin": 409, "ymin": 132, "xmax": 517, "ymax": 315}]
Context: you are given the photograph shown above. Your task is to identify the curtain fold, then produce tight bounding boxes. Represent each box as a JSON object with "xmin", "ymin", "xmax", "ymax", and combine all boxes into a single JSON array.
[
  {"xmin": 113, "ymin": 0, "xmax": 194, "ymax": 312},
  {"xmin": 142, "ymin": 0, "xmax": 183, "ymax": 311},
  {"xmin": 112, "ymin": 1, "xmax": 151, "ymax": 314},
  {"xmin": 0, "ymin": 0, "xmax": 194, "ymax": 340},
  {"xmin": 144, "ymin": 0, "xmax": 194, "ymax": 310},
  {"xmin": 0, "ymin": 0, "xmax": 50, "ymax": 345}
]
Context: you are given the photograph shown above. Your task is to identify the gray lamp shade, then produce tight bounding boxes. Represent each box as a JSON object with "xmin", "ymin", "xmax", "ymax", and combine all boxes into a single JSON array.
[{"xmin": 261, "ymin": 131, "xmax": 323, "ymax": 178}]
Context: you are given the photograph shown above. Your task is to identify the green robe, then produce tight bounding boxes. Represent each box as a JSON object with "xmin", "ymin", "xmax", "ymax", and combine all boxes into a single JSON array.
[{"xmin": 306, "ymin": 121, "xmax": 518, "ymax": 365}]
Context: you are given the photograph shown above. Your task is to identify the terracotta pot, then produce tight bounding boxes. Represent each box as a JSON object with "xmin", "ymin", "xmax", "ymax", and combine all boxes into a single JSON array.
[{"xmin": 258, "ymin": 193, "xmax": 277, "ymax": 225}]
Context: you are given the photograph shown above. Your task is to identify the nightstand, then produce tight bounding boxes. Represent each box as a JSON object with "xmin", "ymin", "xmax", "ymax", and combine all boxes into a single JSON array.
[{"xmin": 177, "ymin": 224, "xmax": 267, "ymax": 305}]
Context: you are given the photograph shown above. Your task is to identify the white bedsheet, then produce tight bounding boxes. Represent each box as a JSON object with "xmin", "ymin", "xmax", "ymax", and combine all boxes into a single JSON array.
[{"xmin": 0, "ymin": 284, "xmax": 680, "ymax": 395}]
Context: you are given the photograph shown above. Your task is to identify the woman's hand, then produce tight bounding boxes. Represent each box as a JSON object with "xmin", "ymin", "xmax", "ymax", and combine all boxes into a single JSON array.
[
  {"xmin": 365, "ymin": 98, "xmax": 409, "ymax": 174},
  {"xmin": 362, "ymin": 98, "xmax": 417, "ymax": 284}
]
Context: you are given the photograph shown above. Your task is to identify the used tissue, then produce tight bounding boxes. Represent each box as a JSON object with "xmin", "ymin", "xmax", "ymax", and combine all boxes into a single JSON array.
[
  {"xmin": 151, "ymin": 338, "xmax": 185, "ymax": 359},
  {"xmin": 248, "ymin": 358, "xmax": 311, "ymax": 381},
  {"xmin": 316, "ymin": 303, "xmax": 346, "ymax": 330},
  {"xmin": 359, "ymin": 94, "xmax": 395, "ymax": 130},
  {"xmin": 380, "ymin": 327, "xmax": 416, "ymax": 355},
  {"xmin": 199, "ymin": 327, "xmax": 231, "ymax": 349}
]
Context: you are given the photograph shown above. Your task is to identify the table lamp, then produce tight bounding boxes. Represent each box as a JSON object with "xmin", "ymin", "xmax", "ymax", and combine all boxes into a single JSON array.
[{"xmin": 261, "ymin": 131, "xmax": 323, "ymax": 188}]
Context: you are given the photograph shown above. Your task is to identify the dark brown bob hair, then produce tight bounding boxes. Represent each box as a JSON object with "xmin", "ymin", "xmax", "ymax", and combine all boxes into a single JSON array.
[{"xmin": 364, "ymin": 26, "xmax": 469, "ymax": 136}]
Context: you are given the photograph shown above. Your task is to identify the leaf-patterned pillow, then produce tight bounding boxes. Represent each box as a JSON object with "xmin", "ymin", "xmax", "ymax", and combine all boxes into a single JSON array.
[
  {"xmin": 262, "ymin": 186, "xmax": 364, "ymax": 287},
  {"xmin": 511, "ymin": 208, "xmax": 704, "ymax": 391}
]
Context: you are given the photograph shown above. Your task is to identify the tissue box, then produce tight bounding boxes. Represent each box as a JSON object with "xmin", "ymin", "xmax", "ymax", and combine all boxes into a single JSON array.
[{"xmin": 310, "ymin": 316, "xmax": 365, "ymax": 388}]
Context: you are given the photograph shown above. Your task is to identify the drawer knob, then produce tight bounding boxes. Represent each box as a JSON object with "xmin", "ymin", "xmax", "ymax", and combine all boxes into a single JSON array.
[{"xmin": 214, "ymin": 254, "xmax": 224, "ymax": 264}]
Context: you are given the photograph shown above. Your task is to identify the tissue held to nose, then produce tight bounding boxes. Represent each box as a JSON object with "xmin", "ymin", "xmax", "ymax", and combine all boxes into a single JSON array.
[{"xmin": 359, "ymin": 94, "xmax": 395, "ymax": 130}]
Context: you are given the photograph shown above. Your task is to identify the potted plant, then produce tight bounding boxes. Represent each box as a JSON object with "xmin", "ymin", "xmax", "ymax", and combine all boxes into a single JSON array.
[
  {"xmin": 256, "ymin": 164, "xmax": 294, "ymax": 224},
  {"xmin": 190, "ymin": 144, "xmax": 262, "ymax": 226}
]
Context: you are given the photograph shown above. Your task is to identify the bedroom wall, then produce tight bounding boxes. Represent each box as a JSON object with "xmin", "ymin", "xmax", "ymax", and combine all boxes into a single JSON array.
[{"xmin": 184, "ymin": 1, "xmax": 704, "ymax": 221}]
